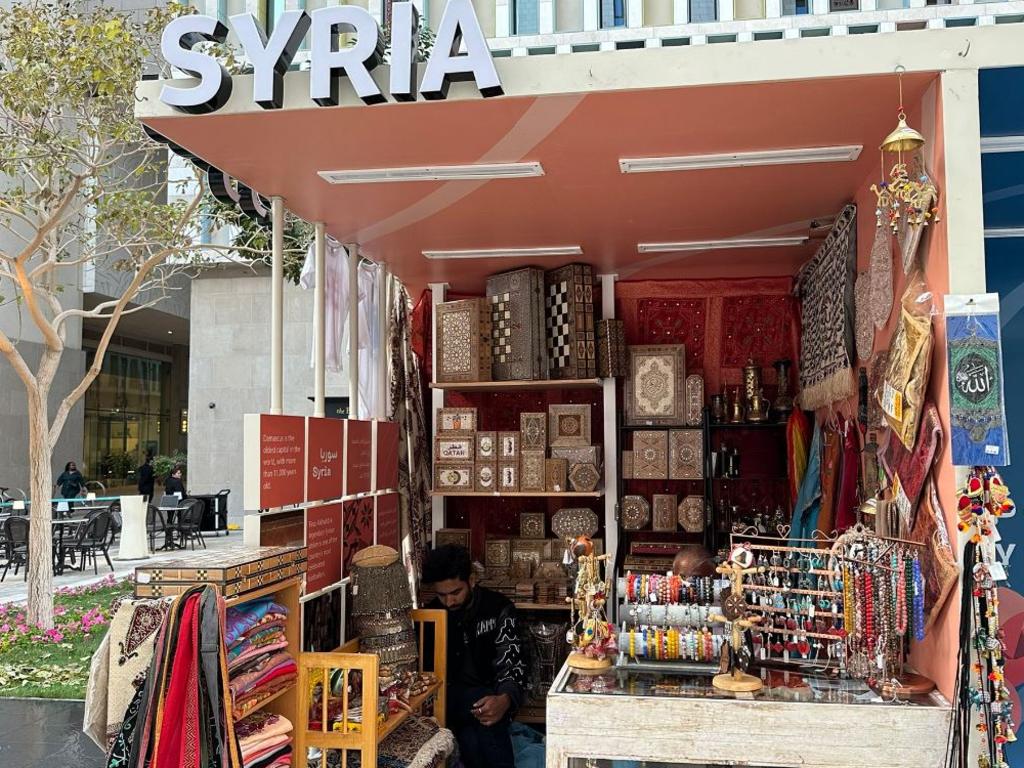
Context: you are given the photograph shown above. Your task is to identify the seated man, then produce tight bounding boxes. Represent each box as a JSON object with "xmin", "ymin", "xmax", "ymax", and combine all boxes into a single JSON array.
[{"xmin": 422, "ymin": 544, "xmax": 525, "ymax": 768}]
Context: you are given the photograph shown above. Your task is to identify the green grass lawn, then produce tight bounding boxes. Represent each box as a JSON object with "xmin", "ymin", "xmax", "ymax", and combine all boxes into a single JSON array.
[{"xmin": 0, "ymin": 577, "xmax": 134, "ymax": 699}]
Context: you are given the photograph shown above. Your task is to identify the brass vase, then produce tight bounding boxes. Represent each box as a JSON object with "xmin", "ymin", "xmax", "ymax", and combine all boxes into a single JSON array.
[{"xmin": 773, "ymin": 359, "xmax": 794, "ymax": 421}]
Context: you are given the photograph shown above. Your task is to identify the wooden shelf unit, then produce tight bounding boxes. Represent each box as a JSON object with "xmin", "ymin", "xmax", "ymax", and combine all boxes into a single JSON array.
[
  {"xmin": 515, "ymin": 601, "xmax": 571, "ymax": 611},
  {"xmin": 225, "ymin": 577, "xmax": 302, "ymax": 761},
  {"xmin": 430, "ymin": 378, "xmax": 603, "ymax": 392},
  {"xmin": 295, "ymin": 609, "xmax": 448, "ymax": 768}
]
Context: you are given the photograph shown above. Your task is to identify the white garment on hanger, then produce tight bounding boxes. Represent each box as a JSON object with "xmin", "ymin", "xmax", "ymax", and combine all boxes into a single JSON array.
[{"xmin": 300, "ymin": 239, "xmax": 381, "ymax": 419}]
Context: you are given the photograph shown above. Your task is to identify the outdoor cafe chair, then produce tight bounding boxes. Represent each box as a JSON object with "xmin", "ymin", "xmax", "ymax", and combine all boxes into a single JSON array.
[
  {"xmin": 70, "ymin": 509, "xmax": 114, "ymax": 574},
  {"xmin": 146, "ymin": 504, "xmax": 167, "ymax": 552},
  {"xmin": 1, "ymin": 517, "xmax": 29, "ymax": 582},
  {"xmin": 172, "ymin": 499, "xmax": 206, "ymax": 551}
]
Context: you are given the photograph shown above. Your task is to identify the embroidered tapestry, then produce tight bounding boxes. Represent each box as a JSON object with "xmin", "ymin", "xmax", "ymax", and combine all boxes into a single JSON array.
[
  {"xmin": 617, "ymin": 277, "xmax": 798, "ymax": 400},
  {"xmin": 796, "ymin": 204, "xmax": 857, "ymax": 410}
]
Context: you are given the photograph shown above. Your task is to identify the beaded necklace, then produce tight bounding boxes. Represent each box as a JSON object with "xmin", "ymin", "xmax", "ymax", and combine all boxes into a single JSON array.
[
  {"xmin": 895, "ymin": 552, "xmax": 908, "ymax": 636},
  {"xmin": 911, "ymin": 553, "xmax": 926, "ymax": 642}
]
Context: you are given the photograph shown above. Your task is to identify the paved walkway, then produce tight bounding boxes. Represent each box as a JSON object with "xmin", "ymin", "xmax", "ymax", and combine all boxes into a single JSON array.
[
  {"xmin": 0, "ymin": 699, "xmax": 103, "ymax": 768},
  {"xmin": 0, "ymin": 531, "xmax": 241, "ymax": 604}
]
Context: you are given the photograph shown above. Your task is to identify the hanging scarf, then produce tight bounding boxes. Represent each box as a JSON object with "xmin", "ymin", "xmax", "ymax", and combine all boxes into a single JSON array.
[
  {"xmin": 796, "ymin": 204, "xmax": 857, "ymax": 410},
  {"xmin": 834, "ymin": 419, "xmax": 861, "ymax": 534},
  {"xmin": 789, "ymin": 421, "xmax": 823, "ymax": 544},
  {"xmin": 786, "ymin": 408, "xmax": 811, "ymax": 510},
  {"xmin": 106, "ymin": 586, "xmax": 241, "ymax": 768}
]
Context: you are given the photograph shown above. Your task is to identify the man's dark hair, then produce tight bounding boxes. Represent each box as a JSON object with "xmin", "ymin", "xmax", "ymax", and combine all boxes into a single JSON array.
[{"xmin": 422, "ymin": 544, "xmax": 472, "ymax": 584}]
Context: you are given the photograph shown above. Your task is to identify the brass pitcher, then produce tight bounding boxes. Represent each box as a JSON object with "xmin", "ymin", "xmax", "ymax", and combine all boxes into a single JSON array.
[
  {"xmin": 729, "ymin": 387, "xmax": 746, "ymax": 423},
  {"xmin": 748, "ymin": 388, "xmax": 771, "ymax": 423}
]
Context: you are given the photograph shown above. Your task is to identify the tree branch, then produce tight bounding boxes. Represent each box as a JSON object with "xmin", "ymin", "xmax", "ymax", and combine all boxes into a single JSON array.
[
  {"xmin": 13, "ymin": 174, "xmax": 83, "ymax": 266},
  {"xmin": 0, "ymin": 325, "xmax": 36, "ymax": 391}
]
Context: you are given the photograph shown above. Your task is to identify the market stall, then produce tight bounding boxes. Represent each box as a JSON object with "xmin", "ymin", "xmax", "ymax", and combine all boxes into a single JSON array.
[{"xmin": 126, "ymin": 11, "xmax": 1024, "ymax": 768}]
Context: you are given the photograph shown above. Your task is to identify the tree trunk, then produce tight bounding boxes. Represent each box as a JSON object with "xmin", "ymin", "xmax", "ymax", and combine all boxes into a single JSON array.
[{"xmin": 26, "ymin": 390, "xmax": 55, "ymax": 630}]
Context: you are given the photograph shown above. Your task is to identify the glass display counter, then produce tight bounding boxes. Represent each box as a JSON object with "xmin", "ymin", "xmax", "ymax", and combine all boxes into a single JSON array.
[{"xmin": 545, "ymin": 663, "xmax": 951, "ymax": 768}]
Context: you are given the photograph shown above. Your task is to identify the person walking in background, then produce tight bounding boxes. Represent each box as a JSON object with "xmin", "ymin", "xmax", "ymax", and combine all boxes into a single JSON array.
[
  {"xmin": 54, "ymin": 461, "xmax": 85, "ymax": 499},
  {"xmin": 137, "ymin": 453, "xmax": 155, "ymax": 501},
  {"xmin": 164, "ymin": 464, "xmax": 187, "ymax": 498}
]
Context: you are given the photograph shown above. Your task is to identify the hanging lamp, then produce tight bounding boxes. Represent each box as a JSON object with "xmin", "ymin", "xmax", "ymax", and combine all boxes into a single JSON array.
[{"xmin": 881, "ymin": 67, "xmax": 925, "ymax": 153}]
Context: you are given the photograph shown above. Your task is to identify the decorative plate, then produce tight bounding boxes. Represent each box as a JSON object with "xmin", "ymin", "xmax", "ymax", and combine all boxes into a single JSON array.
[
  {"xmin": 568, "ymin": 462, "xmax": 601, "ymax": 492},
  {"xmin": 552, "ymin": 507, "xmax": 599, "ymax": 539},
  {"xmin": 520, "ymin": 512, "xmax": 546, "ymax": 539},
  {"xmin": 548, "ymin": 404, "xmax": 592, "ymax": 447},
  {"xmin": 621, "ymin": 495, "xmax": 651, "ymax": 531},
  {"xmin": 677, "ymin": 496, "xmax": 705, "ymax": 533}
]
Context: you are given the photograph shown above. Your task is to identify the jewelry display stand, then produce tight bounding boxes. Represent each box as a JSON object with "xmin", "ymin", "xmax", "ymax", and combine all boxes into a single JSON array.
[{"xmin": 710, "ymin": 547, "xmax": 765, "ymax": 693}]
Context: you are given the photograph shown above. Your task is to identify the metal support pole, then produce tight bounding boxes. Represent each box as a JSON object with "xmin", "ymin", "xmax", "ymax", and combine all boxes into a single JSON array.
[
  {"xmin": 313, "ymin": 222, "xmax": 327, "ymax": 418},
  {"xmin": 599, "ymin": 274, "xmax": 619, "ymax": 571},
  {"xmin": 377, "ymin": 264, "xmax": 390, "ymax": 420},
  {"xmin": 428, "ymin": 282, "xmax": 449, "ymax": 539},
  {"xmin": 347, "ymin": 243, "xmax": 360, "ymax": 419},
  {"xmin": 270, "ymin": 196, "xmax": 285, "ymax": 415}
]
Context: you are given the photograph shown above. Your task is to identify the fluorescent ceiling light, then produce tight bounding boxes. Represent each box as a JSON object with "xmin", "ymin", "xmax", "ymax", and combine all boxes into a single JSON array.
[
  {"xmin": 319, "ymin": 162, "xmax": 543, "ymax": 184},
  {"xmin": 620, "ymin": 145, "xmax": 863, "ymax": 174},
  {"xmin": 985, "ymin": 227, "xmax": 1024, "ymax": 239},
  {"xmin": 423, "ymin": 246, "xmax": 582, "ymax": 261},
  {"xmin": 981, "ymin": 136, "xmax": 1024, "ymax": 154},
  {"xmin": 637, "ymin": 236, "xmax": 808, "ymax": 253}
]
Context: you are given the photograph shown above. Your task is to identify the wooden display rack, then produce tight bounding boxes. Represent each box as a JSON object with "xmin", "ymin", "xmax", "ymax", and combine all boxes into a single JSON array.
[
  {"xmin": 295, "ymin": 609, "xmax": 448, "ymax": 768},
  {"xmin": 226, "ymin": 577, "xmax": 302, "ymax": 724}
]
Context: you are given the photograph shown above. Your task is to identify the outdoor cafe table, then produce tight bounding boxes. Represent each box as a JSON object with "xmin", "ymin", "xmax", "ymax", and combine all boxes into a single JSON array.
[{"xmin": 157, "ymin": 503, "xmax": 189, "ymax": 551}]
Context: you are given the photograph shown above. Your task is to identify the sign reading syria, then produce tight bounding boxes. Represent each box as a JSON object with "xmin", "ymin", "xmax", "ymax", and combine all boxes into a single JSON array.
[{"xmin": 159, "ymin": 0, "xmax": 502, "ymax": 114}]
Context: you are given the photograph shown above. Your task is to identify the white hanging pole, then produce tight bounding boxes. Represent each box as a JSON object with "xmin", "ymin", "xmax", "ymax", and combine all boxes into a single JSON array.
[
  {"xmin": 347, "ymin": 243, "xmax": 360, "ymax": 419},
  {"xmin": 599, "ymin": 273, "xmax": 618, "ymax": 572},
  {"xmin": 383, "ymin": 270, "xmax": 395, "ymax": 420},
  {"xmin": 428, "ymin": 282, "xmax": 449, "ymax": 539},
  {"xmin": 270, "ymin": 196, "xmax": 285, "ymax": 415},
  {"xmin": 376, "ymin": 264, "xmax": 390, "ymax": 420},
  {"xmin": 313, "ymin": 222, "xmax": 327, "ymax": 418}
]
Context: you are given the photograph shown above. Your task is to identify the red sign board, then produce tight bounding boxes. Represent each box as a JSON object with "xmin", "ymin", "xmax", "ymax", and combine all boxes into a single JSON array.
[
  {"xmin": 376, "ymin": 493, "xmax": 400, "ymax": 551},
  {"xmin": 346, "ymin": 420, "xmax": 372, "ymax": 495},
  {"xmin": 306, "ymin": 417, "xmax": 344, "ymax": 502},
  {"xmin": 306, "ymin": 503, "xmax": 342, "ymax": 593},
  {"xmin": 255, "ymin": 414, "xmax": 306, "ymax": 509},
  {"xmin": 376, "ymin": 421, "xmax": 400, "ymax": 491}
]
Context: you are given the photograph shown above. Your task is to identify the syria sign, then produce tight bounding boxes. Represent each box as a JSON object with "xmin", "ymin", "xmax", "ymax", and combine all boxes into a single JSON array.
[{"xmin": 160, "ymin": 0, "xmax": 502, "ymax": 114}]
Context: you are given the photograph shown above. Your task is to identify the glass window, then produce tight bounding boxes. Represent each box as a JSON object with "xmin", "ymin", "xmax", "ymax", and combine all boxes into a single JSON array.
[
  {"xmin": 689, "ymin": 0, "xmax": 717, "ymax": 23},
  {"xmin": 601, "ymin": 0, "xmax": 626, "ymax": 28},
  {"xmin": 515, "ymin": 0, "xmax": 540, "ymax": 34}
]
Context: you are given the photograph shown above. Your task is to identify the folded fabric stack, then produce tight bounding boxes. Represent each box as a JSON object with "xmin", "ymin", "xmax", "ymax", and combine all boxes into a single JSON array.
[
  {"xmin": 236, "ymin": 710, "xmax": 293, "ymax": 768},
  {"xmin": 227, "ymin": 599, "xmax": 297, "ymax": 719}
]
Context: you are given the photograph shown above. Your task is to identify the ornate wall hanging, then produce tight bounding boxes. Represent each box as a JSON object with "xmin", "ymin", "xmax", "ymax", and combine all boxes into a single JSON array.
[
  {"xmin": 520, "ymin": 512, "xmax": 546, "ymax": 539},
  {"xmin": 552, "ymin": 507, "xmax": 599, "ymax": 539},
  {"xmin": 621, "ymin": 495, "xmax": 651, "ymax": 531},
  {"xmin": 633, "ymin": 430, "xmax": 668, "ymax": 480},
  {"xmin": 677, "ymin": 496, "xmax": 705, "ymax": 533},
  {"xmin": 653, "ymin": 494, "xmax": 677, "ymax": 532},
  {"xmin": 669, "ymin": 429, "xmax": 703, "ymax": 480}
]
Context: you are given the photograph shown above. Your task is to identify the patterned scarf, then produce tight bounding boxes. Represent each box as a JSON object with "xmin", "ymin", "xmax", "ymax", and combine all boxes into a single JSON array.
[
  {"xmin": 388, "ymin": 280, "xmax": 431, "ymax": 582},
  {"xmin": 796, "ymin": 204, "xmax": 857, "ymax": 410}
]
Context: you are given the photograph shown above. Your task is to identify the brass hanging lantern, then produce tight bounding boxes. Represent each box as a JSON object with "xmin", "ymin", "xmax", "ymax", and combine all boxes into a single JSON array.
[{"xmin": 881, "ymin": 68, "xmax": 925, "ymax": 153}]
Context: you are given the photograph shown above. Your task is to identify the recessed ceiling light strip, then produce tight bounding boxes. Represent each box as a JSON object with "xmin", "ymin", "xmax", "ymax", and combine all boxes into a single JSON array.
[
  {"xmin": 637, "ymin": 236, "xmax": 808, "ymax": 253},
  {"xmin": 423, "ymin": 246, "xmax": 582, "ymax": 261},
  {"xmin": 319, "ymin": 162, "xmax": 543, "ymax": 184},
  {"xmin": 620, "ymin": 145, "xmax": 863, "ymax": 174}
]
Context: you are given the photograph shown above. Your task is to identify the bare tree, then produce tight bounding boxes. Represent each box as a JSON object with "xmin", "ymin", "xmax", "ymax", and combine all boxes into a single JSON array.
[{"xmin": 0, "ymin": 1, "xmax": 307, "ymax": 628}]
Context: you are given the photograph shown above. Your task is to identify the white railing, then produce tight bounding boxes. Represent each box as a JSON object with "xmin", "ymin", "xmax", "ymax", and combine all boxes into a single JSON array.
[{"xmin": 488, "ymin": 0, "xmax": 1024, "ymax": 52}]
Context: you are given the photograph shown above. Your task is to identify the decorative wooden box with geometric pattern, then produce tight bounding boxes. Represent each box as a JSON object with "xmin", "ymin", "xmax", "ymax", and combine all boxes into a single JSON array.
[
  {"xmin": 435, "ymin": 298, "xmax": 492, "ymax": 383},
  {"xmin": 545, "ymin": 263, "xmax": 596, "ymax": 380},
  {"xmin": 487, "ymin": 267, "xmax": 547, "ymax": 381},
  {"xmin": 134, "ymin": 546, "xmax": 307, "ymax": 599}
]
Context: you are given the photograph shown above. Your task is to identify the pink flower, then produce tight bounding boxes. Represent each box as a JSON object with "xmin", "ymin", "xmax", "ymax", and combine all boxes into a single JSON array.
[{"xmin": 0, "ymin": 624, "xmax": 9, "ymax": 633}]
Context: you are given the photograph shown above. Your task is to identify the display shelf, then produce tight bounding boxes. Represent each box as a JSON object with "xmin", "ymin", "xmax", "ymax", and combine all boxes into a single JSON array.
[
  {"xmin": 378, "ymin": 680, "xmax": 444, "ymax": 740},
  {"xmin": 432, "ymin": 491, "xmax": 604, "ymax": 498},
  {"xmin": 709, "ymin": 421, "xmax": 788, "ymax": 430},
  {"xmin": 235, "ymin": 682, "xmax": 296, "ymax": 720},
  {"xmin": 516, "ymin": 706, "xmax": 548, "ymax": 724},
  {"xmin": 430, "ymin": 378, "xmax": 603, "ymax": 392},
  {"xmin": 515, "ymin": 601, "xmax": 571, "ymax": 611},
  {"xmin": 619, "ymin": 424, "xmax": 705, "ymax": 431}
]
